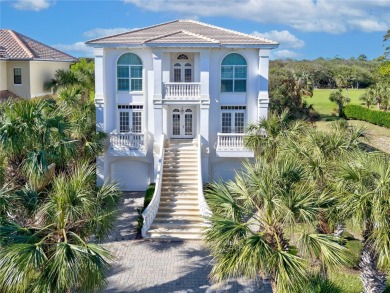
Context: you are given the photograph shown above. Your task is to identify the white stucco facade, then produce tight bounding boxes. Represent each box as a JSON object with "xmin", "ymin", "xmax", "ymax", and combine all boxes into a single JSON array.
[{"xmin": 89, "ymin": 21, "xmax": 278, "ymax": 191}]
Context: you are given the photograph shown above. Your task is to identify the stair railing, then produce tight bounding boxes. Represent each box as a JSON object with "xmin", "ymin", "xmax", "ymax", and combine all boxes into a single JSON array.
[
  {"xmin": 141, "ymin": 134, "xmax": 165, "ymax": 237},
  {"xmin": 197, "ymin": 134, "xmax": 212, "ymax": 224}
]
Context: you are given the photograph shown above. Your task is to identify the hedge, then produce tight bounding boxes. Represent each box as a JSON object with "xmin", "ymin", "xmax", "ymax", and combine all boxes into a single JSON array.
[{"xmin": 344, "ymin": 105, "xmax": 390, "ymax": 128}]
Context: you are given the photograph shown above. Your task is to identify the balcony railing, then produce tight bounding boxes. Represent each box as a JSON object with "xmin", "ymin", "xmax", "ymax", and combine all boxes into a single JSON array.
[
  {"xmin": 109, "ymin": 133, "xmax": 145, "ymax": 149},
  {"xmin": 217, "ymin": 133, "xmax": 246, "ymax": 150},
  {"xmin": 163, "ymin": 82, "xmax": 201, "ymax": 99}
]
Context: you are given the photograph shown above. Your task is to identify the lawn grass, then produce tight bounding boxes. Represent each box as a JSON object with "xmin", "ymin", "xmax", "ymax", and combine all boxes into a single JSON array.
[
  {"xmin": 305, "ymin": 88, "xmax": 366, "ymax": 119},
  {"xmin": 329, "ymin": 270, "xmax": 363, "ymax": 293}
]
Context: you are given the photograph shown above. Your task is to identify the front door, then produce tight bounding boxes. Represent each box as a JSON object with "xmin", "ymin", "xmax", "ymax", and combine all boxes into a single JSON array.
[
  {"xmin": 172, "ymin": 62, "xmax": 193, "ymax": 82},
  {"xmin": 171, "ymin": 107, "xmax": 194, "ymax": 138}
]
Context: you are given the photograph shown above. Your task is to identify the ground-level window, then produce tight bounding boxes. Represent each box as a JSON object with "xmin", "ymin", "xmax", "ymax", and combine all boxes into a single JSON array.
[
  {"xmin": 14, "ymin": 68, "xmax": 22, "ymax": 84},
  {"xmin": 117, "ymin": 105, "xmax": 143, "ymax": 133},
  {"xmin": 221, "ymin": 106, "xmax": 246, "ymax": 133}
]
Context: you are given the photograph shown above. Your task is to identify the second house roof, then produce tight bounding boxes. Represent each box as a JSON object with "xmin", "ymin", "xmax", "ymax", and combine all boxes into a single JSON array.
[{"xmin": 86, "ymin": 19, "xmax": 279, "ymax": 49}]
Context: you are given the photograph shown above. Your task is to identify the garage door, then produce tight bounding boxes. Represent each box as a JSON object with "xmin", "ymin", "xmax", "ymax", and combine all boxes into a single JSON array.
[
  {"xmin": 212, "ymin": 160, "xmax": 245, "ymax": 182},
  {"xmin": 110, "ymin": 160, "xmax": 150, "ymax": 191}
]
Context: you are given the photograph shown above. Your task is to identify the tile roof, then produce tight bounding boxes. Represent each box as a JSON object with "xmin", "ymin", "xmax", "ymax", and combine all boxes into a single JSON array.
[
  {"xmin": 86, "ymin": 20, "xmax": 279, "ymax": 48},
  {"xmin": 0, "ymin": 29, "xmax": 76, "ymax": 61}
]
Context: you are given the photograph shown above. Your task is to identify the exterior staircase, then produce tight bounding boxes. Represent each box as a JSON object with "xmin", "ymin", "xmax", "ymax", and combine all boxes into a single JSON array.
[{"xmin": 145, "ymin": 139, "xmax": 206, "ymax": 239}]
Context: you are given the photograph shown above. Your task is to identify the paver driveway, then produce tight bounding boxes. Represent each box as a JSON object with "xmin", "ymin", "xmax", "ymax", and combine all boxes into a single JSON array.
[{"xmin": 103, "ymin": 192, "xmax": 272, "ymax": 293}]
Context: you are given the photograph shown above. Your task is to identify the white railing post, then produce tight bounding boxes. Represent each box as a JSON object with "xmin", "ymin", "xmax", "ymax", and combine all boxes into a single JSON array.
[
  {"xmin": 197, "ymin": 134, "xmax": 212, "ymax": 224},
  {"xmin": 141, "ymin": 134, "xmax": 165, "ymax": 237}
]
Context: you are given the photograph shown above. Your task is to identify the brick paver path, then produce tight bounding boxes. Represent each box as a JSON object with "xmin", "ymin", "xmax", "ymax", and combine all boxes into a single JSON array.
[{"xmin": 103, "ymin": 192, "xmax": 272, "ymax": 293}]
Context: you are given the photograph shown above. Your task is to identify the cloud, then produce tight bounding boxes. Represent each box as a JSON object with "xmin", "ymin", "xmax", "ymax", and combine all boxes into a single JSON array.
[
  {"xmin": 253, "ymin": 30, "xmax": 304, "ymax": 48},
  {"xmin": 52, "ymin": 42, "xmax": 93, "ymax": 57},
  {"xmin": 124, "ymin": 0, "xmax": 390, "ymax": 34},
  {"xmin": 12, "ymin": 0, "xmax": 53, "ymax": 11},
  {"xmin": 272, "ymin": 49, "xmax": 300, "ymax": 59},
  {"xmin": 83, "ymin": 28, "xmax": 135, "ymax": 39}
]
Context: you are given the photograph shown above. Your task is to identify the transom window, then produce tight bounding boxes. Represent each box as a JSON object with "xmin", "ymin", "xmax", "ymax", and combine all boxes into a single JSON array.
[
  {"xmin": 117, "ymin": 105, "xmax": 143, "ymax": 133},
  {"xmin": 117, "ymin": 53, "xmax": 143, "ymax": 92},
  {"xmin": 14, "ymin": 68, "xmax": 22, "ymax": 85},
  {"xmin": 177, "ymin": 54, "xmax": 189, "ymax": 60},
  {"xmin": 221, "ymin": 106, "xmax": 246, "ymax": 133},
  {"xmin": 221, "ymin": 53, "xmax": 247, "ymax": 92}
]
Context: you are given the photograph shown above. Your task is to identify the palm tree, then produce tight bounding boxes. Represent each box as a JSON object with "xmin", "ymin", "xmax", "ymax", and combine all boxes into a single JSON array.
[
  {"xmin": 329, "ymin": 89, "xmax": 350, "ymax": 117},
  {"xmin": 360, "ymin": 90, "xmax": 377, "ymax": 109},
  {"xmin": 205, "ymin": 157, "xmax": 351, "ymax": 293},
  {"xmin": 0, "ymin": 98, "xmax": 77, "ymax": 187},
  {"xmin": 43, "ymin": 69, "xmax": 80, "ymax": 93},
  {"xmin": 0, "ymin": 163, "xmax": 121, "ymax": 293},
  {"xmin": 337, "ymin": 152, "xmax": 390, "ymax": 293}
]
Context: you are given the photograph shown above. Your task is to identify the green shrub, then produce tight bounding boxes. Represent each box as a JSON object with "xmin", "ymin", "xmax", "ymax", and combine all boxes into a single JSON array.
[
  {"xmin": 144, "ymin": 183, "xmax": 155, "ymax": 209},
  {"xmin": 137, "ymin": 183, "xmax": 156, "ymax": 232},
  {"xmin": 345, "ymin": 239, "xmax": 364, "ymax": 268},
  {"xmin": 299, "ymin": 274, "xmax": 342, "ymax": 293},
  {"xmin": 344, "ymin": 105, "xmax": 390, "ymax": 128}
]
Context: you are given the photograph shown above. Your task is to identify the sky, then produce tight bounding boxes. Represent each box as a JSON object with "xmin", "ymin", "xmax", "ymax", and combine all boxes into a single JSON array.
[{"xmin": 1, "ymin": 0, "xmax": 389, "ymax": 60}]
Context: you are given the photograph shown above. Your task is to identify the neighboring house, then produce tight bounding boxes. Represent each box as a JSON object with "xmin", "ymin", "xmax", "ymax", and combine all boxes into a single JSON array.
[
  {"xmin": 0, "ymin": 29, "xmax": 76, "ymax": 100},
  {"xmin": 86, "ymin": 19, "xmax": 278, "ymax": 192}
]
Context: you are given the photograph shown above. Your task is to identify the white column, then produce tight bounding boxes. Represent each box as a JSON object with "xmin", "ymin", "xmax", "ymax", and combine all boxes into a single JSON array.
[
  {"xmin": 152, "ymin": 49, "xmax": 163, "ymax": 101},
  {"xmin": 200, "ymin": 50, "xmax": 210, "ymax": 101},
  {"xmin": 258, "ymin": 49, "xmax": 270, "ymax": 120},
  {"xmin": 152, "ymin": 49, "xmax": 164, "ymax": 181},
  {"xmin": 153, "ymin": 104, "xmax": 163, "ymax": 181},
  {"xmin": 200, "ymin": 103, "xmax": 210, "ymax": 182}
]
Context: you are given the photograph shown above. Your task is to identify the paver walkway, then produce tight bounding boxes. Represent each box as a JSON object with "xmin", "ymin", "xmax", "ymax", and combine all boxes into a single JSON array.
[{"xmin": 103, "ymin": 192, "xmax": 272, "ymax": 293}]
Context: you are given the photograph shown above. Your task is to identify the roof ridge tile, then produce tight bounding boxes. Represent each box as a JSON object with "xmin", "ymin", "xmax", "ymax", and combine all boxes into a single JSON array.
[
  {"xmin": 182, "ymin": 19, "xmax": 278, "ymax": 45},
  {"xmin": 8, "ymin": 30, "xmax": 34, "ymax": 58},
  {"xmin": 86, "ymin": 19, "xmax": 181, "ymax": 44}
]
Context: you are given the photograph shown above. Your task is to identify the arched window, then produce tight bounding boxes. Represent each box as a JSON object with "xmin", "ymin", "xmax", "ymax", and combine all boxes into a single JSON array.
[
  {"xmin": 117, "ymin": 53, "xmax": 143, "ymax": 91},
  {"xmin": 221, "ymin": 53, "xmax": 247, "ymax": 92}
]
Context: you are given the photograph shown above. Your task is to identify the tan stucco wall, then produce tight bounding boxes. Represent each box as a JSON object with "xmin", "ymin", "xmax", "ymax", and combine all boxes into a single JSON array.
[
  {"xmin": 29, "ymin": 61, "xmax": 73, "ymax": 97},
  {"xmin": 6, "ymin": 61, "xmax": 30, "ymax": 99},
  {"xmin": 0, "ymin": 61, "xmax": 7, "ymax": 91}
]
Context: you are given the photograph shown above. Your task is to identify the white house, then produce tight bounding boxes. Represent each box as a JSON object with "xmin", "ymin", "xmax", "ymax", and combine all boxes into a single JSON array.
[{"xmin": 86, "ymin": 20, "xmax": 278, "ymax": 238}]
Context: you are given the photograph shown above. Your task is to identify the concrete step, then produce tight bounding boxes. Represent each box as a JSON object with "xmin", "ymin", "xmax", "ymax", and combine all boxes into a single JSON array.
[
  {"xmin": 150, "ymin": 222, "xmax": 205, "ymax": 229},
  {"xmin": 161, "ymin": 186, "xmax": 198, "ymax": 192},
  {"xmin": 163, "ymin": 175, "xmax": 198, "ymax": 180},
  {"xmin": 160, "ymin": 197, "xmax": 199, "ymax": 203},
  {"xmin": 159, "ymin": 201, "xmax": 199, "ymax": 209},
  {"xmin": 154, "ymin": 214, "xmax": 205, "ymax": 222},
  {"xmin": 156, "ymin": 209, "xmax": 201, "ymax": 216},
  {"xmin": 162, "ymin": 180, "xmax": 198, "ymax": 185},
  {"xmin": 146, "ymin": 227, "xmax": 205, "ymax": 240}
]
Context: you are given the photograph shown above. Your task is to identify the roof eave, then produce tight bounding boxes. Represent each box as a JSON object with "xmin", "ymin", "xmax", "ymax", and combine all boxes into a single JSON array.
[{"xmin": 86, "ymin": 42, "xmax": 279, "ymax": 49}]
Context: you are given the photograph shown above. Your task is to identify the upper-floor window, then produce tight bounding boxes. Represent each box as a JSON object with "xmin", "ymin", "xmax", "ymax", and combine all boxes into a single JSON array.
[
  {"xmin": 221, "ymin": 53, "xmax": 247, "ymax": 92},
  {"xmin": 117, "ymin": 53, "xmax": 142, "ymax": 92},
  {"xmin": 14, "ymin": 68, "xmax": 22, "ymax": 85}
]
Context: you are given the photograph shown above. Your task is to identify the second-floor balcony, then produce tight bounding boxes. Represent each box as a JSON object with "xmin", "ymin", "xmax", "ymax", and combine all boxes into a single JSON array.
[
  {"xmin": 216, "ymin": 133, "xmax": 254, "ymax": 158},
  {"xmin": 163, "ymin": 82, "xmax": 201, "ymax": 100},
  {"xmin": 109, "ymin": 132, "xmax": 147, "ymax": 156}
]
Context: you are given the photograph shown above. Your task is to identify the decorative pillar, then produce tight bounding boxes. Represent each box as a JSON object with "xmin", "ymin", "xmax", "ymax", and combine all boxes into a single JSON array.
[
  {"xmin": 258, "ymin": 49, "xmax": 270, "ymax": 120},
  {"xmin": 152, "ymin": 49, "xmax": 164, "ymax": 181},
  {"xmin": 200, "ymin": 103, "xmax": 210, "ymax": 182}
]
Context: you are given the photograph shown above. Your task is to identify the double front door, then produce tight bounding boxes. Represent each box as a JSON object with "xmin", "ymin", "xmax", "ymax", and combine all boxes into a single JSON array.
[{"xmin": 171, "ymin": 107, "xmax": 194, "ymax": 138}]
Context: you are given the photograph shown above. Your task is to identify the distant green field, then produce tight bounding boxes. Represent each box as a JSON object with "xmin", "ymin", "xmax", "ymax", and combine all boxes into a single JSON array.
[{"xmin": 305, "ymin": 88, "xmax": 366, "ymax": 117}]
